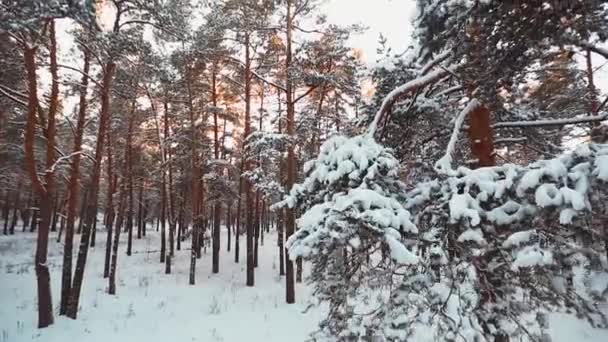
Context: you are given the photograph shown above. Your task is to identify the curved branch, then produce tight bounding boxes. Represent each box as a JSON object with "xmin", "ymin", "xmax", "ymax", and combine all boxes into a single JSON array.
[{"xmin": 367, "ymin": 66, "xmax": 456, "ymax": 137}]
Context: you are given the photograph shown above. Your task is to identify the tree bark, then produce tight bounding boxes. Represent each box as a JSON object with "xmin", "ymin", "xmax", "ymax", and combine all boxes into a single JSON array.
[
  {"xmin": 67, "ymin": 61, "xmax": 116, "ymax": 319},
  {"xmin": 126, "ymin": 115, "xmax": 135, "ymax": 256},
  {"xmin": 244, "ymin": 32, "xmax": 255, "ymax": 287},
  {"xmin": 23, "ymin": 20, "xmax": 60, "ymax": 327},
  {"xmin": 212, "ymin": 67, "xmax": 221, "ymax": 274},
  {"xmin": 60, "ymin": 50, "xmax": 89, "ymax": 315},
  {"xmin": 108, "ymin": 177, "xmax": 126, "ymax": 295},
  {"xmin": 186, "ymin": 59, "xmax": 199, "ymax": 285},
  {"xmin": 285, "ymin": 0, "xmax": 296, "ymax": 304}
]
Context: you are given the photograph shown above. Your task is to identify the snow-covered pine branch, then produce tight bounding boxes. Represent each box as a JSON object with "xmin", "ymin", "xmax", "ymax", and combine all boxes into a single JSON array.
[
  {"xmin": 367, "ymin": 65, "xmax": 457, "ymax": 137},
  {"xmin": 434, "ymin": 99, "xmax": 481, "ymax": 175}
]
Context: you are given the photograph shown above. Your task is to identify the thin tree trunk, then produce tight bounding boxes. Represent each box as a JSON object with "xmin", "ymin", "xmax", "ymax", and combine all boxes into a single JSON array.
[
  {"xmin": 185, "ymin": 58, "xmax": 199, "ymax": 285},
  {"xmin": 212, "ymin": 67, "xmax": 221, "ymax": 274},
  {"xmin": 227, "ymin": 204, "xmax": 231, "ymax": 252},
  {"xmin": 67, "ymin": 61, "xmax": 116, "ymax": 319},
  {"xmin": 22, "ymin": 191, "xmax": 32, "ymax": 232},
  {"xmin": 285, "ymin": 0, "xmax": 296, "ymax": 304},
  {"xmin": 137, "ymin": 180, "xmax": 143, "ymax": 239},
  {"xmin": 30, "ymin": 199, "xmax": 39, "ymax": 232},
  {"xmin": 60, "ymin": 50, "xmax": 89, "ymax": 315},
  {"xmin": 108, "ymin": 177, "xmax": 126, "ymax": 295},
  {"xmin": 77, "ymin": 189, "xmax": 87, "ymax": 234},
  {"xmin": 126, "ymin": 115, "xmax": 134, "ymax": 257},
  {"xmin": 254, "ymin": 191, "xmax": 260, "ymax": 268},
  {"xmin": 103, "ymin": 124, "xmax": 115, "ymax": 279},
  {"xmin": 9, "ymin": 181, "xmax": 21, "ymax": 235},
  {"xmin": 50, "ymin": 194, "xmax": 59, "ymax": 232},
  {"xmin": 3, "ymin": 190, "xmax": 10, "ymax": 235}
]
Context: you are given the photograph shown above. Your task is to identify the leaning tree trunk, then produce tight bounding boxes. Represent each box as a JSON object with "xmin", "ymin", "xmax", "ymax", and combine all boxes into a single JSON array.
[
  {"xmin": 60, "ymin": 50, "xmax": 89, "ymax": 315},
  {"xmin": 23, "ymin": 21, "xmax": 60, "ymax": 327},
  {"xmin": 67, "ymin": 61, "xmax": 116, "ymax": 319}
]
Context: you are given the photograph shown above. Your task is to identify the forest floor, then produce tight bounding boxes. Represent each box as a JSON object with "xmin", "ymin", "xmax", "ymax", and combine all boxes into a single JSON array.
[
  {"xmin": 0, "ymin": 223, "xmax": 322, "ymax": 342},
  {"xmin": 1, "ymin": 221, "xmax": 608, "ymax": 342}
]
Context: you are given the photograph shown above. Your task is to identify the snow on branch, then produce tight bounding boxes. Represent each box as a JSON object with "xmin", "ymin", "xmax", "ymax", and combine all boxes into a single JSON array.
[
  {"xmin": 493, "ymin": 113, "xmax": 608, "ymax": 129},
  {"xmin": 419, "ymin": 50, "xmax": 452, "ymax": 76},
  {"xmin": 224, "ymin": 55, "xmax": 287, "ymax": 92},
  {"xmin": 582, "ymin": 42, "xmax": 608, "ymax": 59},
  {"xmin": 367, "ymin": 66, "xmax": 456, "ymax": 137},
  {"xmin": 434, "ymin": 99, "xmax": 481, "ymax": 175},
  {"xmin": 45, "ymin": 151, "xmax": 84, "ymax": 175}
]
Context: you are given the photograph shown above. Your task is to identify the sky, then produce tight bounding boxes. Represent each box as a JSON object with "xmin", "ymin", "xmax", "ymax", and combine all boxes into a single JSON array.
[{"xmin": 323, "ymin": 0, "xmax": 416, "ymax": 65}]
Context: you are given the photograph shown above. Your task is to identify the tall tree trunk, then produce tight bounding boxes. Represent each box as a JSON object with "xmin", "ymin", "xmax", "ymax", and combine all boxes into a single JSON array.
[
  {"xmin": 103, "ymin": 133, "xmax": 116, "ymax": 279},
  {"xmin": 60, "ymin": 50, "xmax": 89, "ymax": 315},
  {"xmin": 67, "ymin": 61, "xmax": 116, "ymax": 319},
  {"xmin": 186, "ymin": 59, "xmax": 199, "ymax": 285},
  {"xmin": 24, "ymin": 20, "xmax": 60, "ymax": 327},
  {"xmin": 126, "ymin": 115, "xmax": 134, "ymax": 256},
  {"xmin": 284, "ymin": 0, "xmax": 296, "ymax": 304},
  {"xmin": 164, "ymin": 99, "xmax": 176, "ymax": 274},
  {"xmin": 254, "ymin": 191, "xmax": 260, "ymax": 268},
  {"xmin": 108, "ymin": 177, "xmax": 126, "ymax": 295},
  {"xmin": 227, "ymin": 204, "xmax": 231, "ymax": 252},
  {"xmin": 235, "ymin": 159, "xmax": 243, "ymax": 263},
  {"xmin": 212, "ymin": 67, "xmax": 221, "ymax": 274},
  {"xmin": 244, "ymin": 32, "xmax": 255, "ymax": 287},
  {"xmin": 277, "ymin": 88, "xmax": 286, "ymax": 277},
  {"xmin": 137, "ymin": 181, "xmax": 143, "ymax": 239}
]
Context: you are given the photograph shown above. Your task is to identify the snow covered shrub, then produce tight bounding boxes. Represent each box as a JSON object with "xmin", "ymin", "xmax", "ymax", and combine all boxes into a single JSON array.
[
  {"xmin": 275, "ymin": 134, "xmax": 418, "ymax": 340},
  {"xmin": 283, "ymin": 135, "xmax": 608, "ymax": 341},
  {"xmin": 396, "ymin": 143, "xmax": 608, "ymax": 341}
]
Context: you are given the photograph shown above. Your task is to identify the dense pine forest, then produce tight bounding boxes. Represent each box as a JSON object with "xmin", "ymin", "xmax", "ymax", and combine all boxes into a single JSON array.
[{"xmin": 2, "ymin": 1, "xmax": 608, "ymax": 341}]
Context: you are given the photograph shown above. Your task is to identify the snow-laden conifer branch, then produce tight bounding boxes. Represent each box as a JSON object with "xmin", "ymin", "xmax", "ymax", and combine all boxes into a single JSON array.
[{"xmin": 434, "ymin": 99, "xmax": 481, "ymax": 175}]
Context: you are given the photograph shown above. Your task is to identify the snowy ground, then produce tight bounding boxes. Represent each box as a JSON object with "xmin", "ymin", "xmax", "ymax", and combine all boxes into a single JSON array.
[
  {"xmin": 1, "ymin": 222, "xmax": 607, "ymax": 342},
  {"xmin": 0, "ymin": 224, "xmax": 322, "ymax": 342}
]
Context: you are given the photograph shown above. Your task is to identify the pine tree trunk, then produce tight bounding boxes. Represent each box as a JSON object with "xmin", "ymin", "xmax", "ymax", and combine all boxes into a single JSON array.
[
  {"xmin": 103, "ymin": 129, "xmax": 116, "ymax": 279},
  {"xmin": 467, "ymin": 100, "xmax": 495, "ymax": 167},
  {"xmin": 126, "ymin": 116, "xmax": 134, "ymax": 257},
  {"xmin": 22, "ymin": 191, "xmax": 32, "ymax": 232},
  {"xmin": 9, "ymin": 182, "xmax": 21, "ymax": 235},
  {"xmin": 77, "ymin": 189, "xmax": 87, "ymax": 234},
  {"xmin": 186, "ymin": 60, "xmax": 199, "ymax": 286},
  {"xmin": 244, "ymin": 32, "xmax": 255, "ymax": 287},
  {"xmin": 278, "ymin": 210, "xmax": 285, "ymax": 276},
  {"xmin": 284, "ymin": 0, "xmax": 296, "ymax": 304},
  {"xmin": 137, "ymin": 181, "xmax": 143, "ymax": 239},
  {"xmin": 108, "ymin": 178, "xmax": 126, "ymax": 295},
  {"xmin": 254, "ymin": 191, "xmax": 260, "ymax": 268},
  {"xmin": 3, "ymin": 190, "xmax": 10, "ymax": 235},
  {"xmin": 30, "ymin": 199, "xmax": 38, "ymax": 232},
  {"xmin": 227, "ymin": 204, "xmax": 231, "ymax": 252},
  {"xmin": 67, "ymin": 61, "xmax": 116, "ymax": 319},
  {"xmin": 23, "ymin": 21, "xmax": 61, "ymax": 327},
  {"xmin": 60, "ymin": 51, "xmax": 89, "ymax": 315}
]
